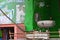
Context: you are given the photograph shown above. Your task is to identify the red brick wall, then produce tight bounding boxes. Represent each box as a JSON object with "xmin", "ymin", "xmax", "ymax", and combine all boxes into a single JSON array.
[
  {"xmin": 15, "ymin": 24, "xmax": 25, "ymax": 39},
  {"xmin": 0, "ymin": 24, "xmax": 25, "ymax": 40}
]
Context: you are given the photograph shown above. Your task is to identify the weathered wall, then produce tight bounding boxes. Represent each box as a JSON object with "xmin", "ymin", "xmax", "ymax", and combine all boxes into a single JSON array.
[{"xmin": 0, "ymin": 0, "xmax": 25, "ymax": 24}]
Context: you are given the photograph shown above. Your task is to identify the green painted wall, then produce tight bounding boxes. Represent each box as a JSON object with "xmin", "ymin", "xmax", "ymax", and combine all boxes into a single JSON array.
[
  {"xmin": 25, "ymin": 0, "xmax": 60, "ymax": 38},
  {"xmin": 24, "ymin": 0, "xmax": 34, "ymax": 31},
  {"xmin": 49, "ymin": 0, "xmax": 59, "ymax": 38},
  {"xmin": 33, "ymin": 0, "xmax": 51, "ymax": 31}
]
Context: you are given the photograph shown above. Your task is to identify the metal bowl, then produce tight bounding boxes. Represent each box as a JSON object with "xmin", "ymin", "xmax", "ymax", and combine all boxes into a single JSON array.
[{"xmin": 37, "ymin": 20, "xmax": 55, "ymax": 28}]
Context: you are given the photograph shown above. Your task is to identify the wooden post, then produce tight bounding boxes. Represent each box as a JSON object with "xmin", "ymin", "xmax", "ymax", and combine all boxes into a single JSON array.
[
  {"xmin": 58, "ymin": 29, "xmax": 60, "ymax": 37},
  {"xmin": 32, "ymin": 31, "xmax": 35, "ymax": 40}
]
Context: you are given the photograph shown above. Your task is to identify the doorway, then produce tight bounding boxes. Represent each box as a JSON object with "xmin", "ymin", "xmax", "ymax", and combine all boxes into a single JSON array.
[{"xmin": 0, "ymin": 27, "xmax": 14, "ymax": 40}]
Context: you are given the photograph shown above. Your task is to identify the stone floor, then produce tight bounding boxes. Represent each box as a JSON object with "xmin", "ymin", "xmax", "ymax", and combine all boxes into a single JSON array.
[
  {"xmin": 26, "ymin": 38, "xmax": 60, "ymax": 40},
  {"xmin": 9, "ymin": 39, "xmax": 14, "ymax": 40},
  {"xmin": 9, "ymin": 38, "xmax": 60, "ymax": 40},
  {"xmin": 49, "ymin": 38, "xmax": 60, "ymax": 40}
]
